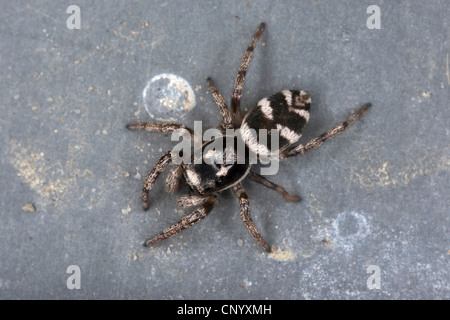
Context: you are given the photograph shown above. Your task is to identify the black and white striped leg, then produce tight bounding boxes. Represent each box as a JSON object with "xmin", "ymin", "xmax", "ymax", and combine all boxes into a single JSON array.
[
  {"xmin": 142, "ymin": 151, "xmax": 173, "ymax": 210},
  {"xmin": 232, "ymin": 183, "xmax": 271, "ymax": 252},
  {"xmin": 177, "ymin": 194, "xmax": 213, "ymax": 208},
  {"xmin": 165, "ymin": 165, "xmax": 183, "ymax": 193},
  {"xmin": 206, "ymin": 77, "xmax": 232, "ymax": 132},
  {"xmin": 280, "ymin": 103, "xmax": 371, "ymax": 159},
  {"xmin": 248, "ymin": 171, "xmax": 301, "ymax": 202},
  {"xmin": 230, "ymin": 22, "xmax": 265, "ymax": 127},
  {"xmin": 126, "ymin": 122, "xmax": 201, "ymax": 144},
  {"xmin": 144, "ymin": 194, "xmax": 217, "ymax": 247}
]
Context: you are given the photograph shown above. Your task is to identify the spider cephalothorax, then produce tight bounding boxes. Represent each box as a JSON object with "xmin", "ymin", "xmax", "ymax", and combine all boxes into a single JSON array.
[
  {"xmin": 176, "ymin": 136, "xmax": 246, "ymax": 196},
  {"xmin": 127, "ymin": 23, "xmax": 370, "ymax": 252}
]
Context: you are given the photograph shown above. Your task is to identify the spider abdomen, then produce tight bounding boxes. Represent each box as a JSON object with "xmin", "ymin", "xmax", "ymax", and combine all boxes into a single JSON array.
[{"xmin": 240, "ymin": 90, "xmax": 311, "ymax": 157}]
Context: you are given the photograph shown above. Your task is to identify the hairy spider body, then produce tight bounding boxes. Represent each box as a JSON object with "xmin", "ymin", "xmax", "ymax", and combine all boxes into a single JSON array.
[
  {"xmin": 241, "ymin": 90, "xmax": 311, "ymax": 157},
  {"xmin": 127, "ymin": 23, "xmax": 370, "ymax": 252},
  {"xmin": 182, "ymin": 136, "xmax": 251, "ymax": 195}
]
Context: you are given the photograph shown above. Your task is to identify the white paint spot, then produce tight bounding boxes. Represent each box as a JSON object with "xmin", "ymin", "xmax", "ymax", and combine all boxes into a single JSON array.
[
  {"xmin": 143, "ymin": 73, "xmax": 196, "ymax": 122},
  {"xmin": 243, "ymin": 278, "xmax": 252, "ymax": 287},
  {"xmin": 332, "ymin": 211, "xmax": 370, "ymax": 251}
]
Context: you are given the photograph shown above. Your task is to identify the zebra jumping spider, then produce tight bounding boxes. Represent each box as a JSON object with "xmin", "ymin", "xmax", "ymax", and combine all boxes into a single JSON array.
[{"xmin": 127, "ymin": 23, "xmax": 370, "ymax": 252}]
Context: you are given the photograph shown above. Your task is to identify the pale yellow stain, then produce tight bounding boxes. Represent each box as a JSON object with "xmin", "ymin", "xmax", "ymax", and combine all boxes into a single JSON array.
[
  {"xmin": 10, "ymin": 143, "xmax": 65, "ymax": 199},
  {"xmin": 268, "ymin": 246, "xmax": 297, "ymax": 261},
  {"xmin": 308, "ymin": 193, "xmax": 324, "ymax": 215},
  {"xmin": 9, "ymin": 140, "xmax": 92, "ymax": 204},
  {"xmin": 350, "ymin": 145, "xmax": 450, "ymax": 189}
]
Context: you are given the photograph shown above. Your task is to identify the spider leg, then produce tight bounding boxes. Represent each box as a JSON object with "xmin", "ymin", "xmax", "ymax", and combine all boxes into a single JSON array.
[
  {"xmin": 165, "ymin": 165, "xmax": 184, "ymax": 193},
  {"xmin": 248, "ymin": 171, "xmax": 301, "ymax": 202},
  {"xmin": 177, "ymin": 194, "xmax": 212, "ymax": 209},
  {"xmin": 126, "ymin": 122, "xmax": 201, "ymax": 144},
  {"xmin": 144, "ymin": 194, "xmax": 217, "ymax": 246},
  {"xmin": 280, "ymin": 103, "xmax": 371, "ymax": 159},
  {"xmin": 230, "ymin": 22, "xmax": 265, "ymax": 127},
  {"xmin": 232, "ymin": 183, "xmax": 271, "ymax": 252},
  {"xmin": 206, "ymin": 77, "xmax": 232, "ymax": 132},
  {"xmin": 126, "ymin": 122, "xmax": 193, "ymax": 134},
  {"xmin": 141, "ymin": 151, "xmax": 173, "ymax": 210}
]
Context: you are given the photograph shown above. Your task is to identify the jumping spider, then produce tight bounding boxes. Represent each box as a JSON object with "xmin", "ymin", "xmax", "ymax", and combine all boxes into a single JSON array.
[{"xmin": 127, "ymin": 23, "xmax": 370, "ymax": 252}]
